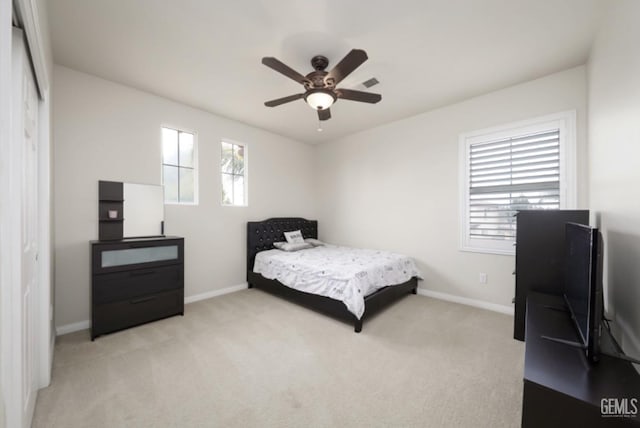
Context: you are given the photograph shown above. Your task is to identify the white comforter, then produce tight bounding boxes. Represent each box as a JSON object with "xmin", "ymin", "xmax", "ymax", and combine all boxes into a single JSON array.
[{"xmin": 253, "ymin": 245, "xmax": 421, "ymax": 319}]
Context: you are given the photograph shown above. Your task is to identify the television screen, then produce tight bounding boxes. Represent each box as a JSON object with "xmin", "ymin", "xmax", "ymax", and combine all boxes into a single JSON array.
[{"xmin": 563, "ymin": 222, "xmax": 602, "ymax": 362}]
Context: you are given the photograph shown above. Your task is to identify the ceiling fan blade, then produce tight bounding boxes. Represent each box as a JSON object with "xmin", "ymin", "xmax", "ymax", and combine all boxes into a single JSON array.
[
  {"xmin": 336, "ymin": 89, "xmax": 381, "ymax": 104},
  {"xmin": 318, "ymin": 108, "xmax": 331, "ymax": 121},
  {"xmin": 264, "ymin": 93, "xmax": 304, "ymax": 107},
  {"xmin": 325, "ymin": 49, "xmax": 368, "ymax": 86},
  {"xmin": 262, "ymin": 57, "xmax": 309, "ymax": 85}
]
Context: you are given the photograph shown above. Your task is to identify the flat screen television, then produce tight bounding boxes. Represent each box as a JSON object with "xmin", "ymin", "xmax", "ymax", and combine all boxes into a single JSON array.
[{"xmin": 563, "ymin": 222, "xmax": 604, "ymax": 363}]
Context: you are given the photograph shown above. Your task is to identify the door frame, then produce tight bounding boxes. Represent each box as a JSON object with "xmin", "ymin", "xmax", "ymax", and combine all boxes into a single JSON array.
[{"xmin": 0, "ymin": 2, "xmax": 19, "ymax": 426}]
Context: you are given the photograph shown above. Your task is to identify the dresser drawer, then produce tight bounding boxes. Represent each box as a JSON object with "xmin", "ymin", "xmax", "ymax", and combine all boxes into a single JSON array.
[
  {"xmin": 92, "ymin": 289, "xmax": 183, "ymax": 337},
  {"xmin": 93, "ymin": 264, "xmax": 183, "ymax": 304},
  {"xmin": 91, "ymin": 238, "xmax": 184, "ymax": 274}
]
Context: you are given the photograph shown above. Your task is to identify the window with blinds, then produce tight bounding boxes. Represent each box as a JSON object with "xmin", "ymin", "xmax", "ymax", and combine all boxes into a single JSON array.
[
  {"xmin": 460, "ymin": 112, "xmax": 576, "ymax": 255},
  {"xmin": 469, "ymin": 129, "xmax": 560, "ymax": 240}
]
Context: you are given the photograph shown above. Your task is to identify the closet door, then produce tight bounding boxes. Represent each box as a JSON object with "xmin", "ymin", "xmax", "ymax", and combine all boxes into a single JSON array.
[{"xmin": 12, "ymin": 28, "xmax": 39, "ymax": 428}]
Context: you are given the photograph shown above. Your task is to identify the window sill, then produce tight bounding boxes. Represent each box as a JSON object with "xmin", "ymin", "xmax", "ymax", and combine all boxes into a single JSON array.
[
  {"xmin": 164, "ymin": 202, "xmax": 199, "ymax": 206},
  {"xmin": 460, "ymin": 245, "xmax": 514, "ymax": 256},
  {"xmin": 222, "ymin": 204, "xmax": 248, "ymax": 208}
]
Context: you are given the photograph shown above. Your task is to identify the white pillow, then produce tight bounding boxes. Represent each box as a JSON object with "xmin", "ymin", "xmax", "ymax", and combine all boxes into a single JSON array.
[
  {"xmin": 277, "ymin": 242, "xmax": 313, "ymax": 252},
  {"xmin": 273, "ymin": 241, "xmax": 287, "ymax": 249},
  {"xmin": 284, "ymin": 230, "xmax": 304, "ymax": 244},
  {"xmin": 304, "ymin": 238, "xmax": 325, "ymax": 247}
]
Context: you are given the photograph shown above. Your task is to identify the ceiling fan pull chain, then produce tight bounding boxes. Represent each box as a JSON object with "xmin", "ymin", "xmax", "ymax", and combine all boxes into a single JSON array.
[{"xmin": 317, "ymin": 119, "xmax": 323, "ymax": 132}]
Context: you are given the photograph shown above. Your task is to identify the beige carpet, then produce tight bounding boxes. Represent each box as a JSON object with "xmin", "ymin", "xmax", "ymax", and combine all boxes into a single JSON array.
[{"xmin": 33, "ymin": 290, "xmax": 524, "ymax": 428}]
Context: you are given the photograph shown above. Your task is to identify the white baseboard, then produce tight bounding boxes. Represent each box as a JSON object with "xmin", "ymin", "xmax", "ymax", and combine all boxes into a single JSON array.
[
  {"xmin": 55, "ymin": 283, "xmax": 249, "ymax": 336},
  {"xmin": 184, "ymin": 283, "xmax": 248, "ymax": 304},
  {"xmin": 55, "ymin": 320, "xmax": 90, "ymax": 336},
  {"xmin": 417, "ymin": 288, "xmax": 514, "ymax": 316}
]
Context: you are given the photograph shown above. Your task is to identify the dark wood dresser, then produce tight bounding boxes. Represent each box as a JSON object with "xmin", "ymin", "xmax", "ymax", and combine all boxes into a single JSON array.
[
  {"xmin": 523, "ymin": 293, "xmax": 640, "ymax": 427},
  {"xmin": 91, "ymin": 236, "xmax": 184, "ymax": 340}
]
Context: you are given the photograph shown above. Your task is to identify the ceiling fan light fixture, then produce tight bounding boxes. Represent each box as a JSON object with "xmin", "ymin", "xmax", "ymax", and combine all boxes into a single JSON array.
[{"xmin": 305, "ymin": 89, "xmax": 336, "ymax": 110}]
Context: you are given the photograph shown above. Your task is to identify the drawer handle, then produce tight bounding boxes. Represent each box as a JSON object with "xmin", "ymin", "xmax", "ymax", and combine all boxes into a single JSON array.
[
  {"xmin": 129, "ymin": 243, "xmax": 154, "ymax": 248},
  {"xmin": 130, "ymin": 270, "xmax": 155, "ymax": 277},
  {"xmin": 130, "ymin": 296, "xmax": 157, "ymax": 304}
]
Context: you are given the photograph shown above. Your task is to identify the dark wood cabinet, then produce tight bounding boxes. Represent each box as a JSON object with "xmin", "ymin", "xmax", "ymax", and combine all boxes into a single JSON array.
[
  {"xmin": 98, "ymin": 180, "xmax": 124, "ymax": 241},
  {"xmin": 523, "ymin": 293, "xmax": 640, "ymax": 427},
  {"xmin": 91, "ymin": 237, "xmax": 184, "ymax": 340},
  {"xmin": 513, "ymin": 209, "xmax": 589, "ymax": 341}
]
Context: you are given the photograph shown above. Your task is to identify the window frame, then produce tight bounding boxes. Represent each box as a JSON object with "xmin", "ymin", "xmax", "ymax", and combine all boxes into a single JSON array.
[
  {"xmin": 161, "ymin": 125, "xmax": 199, "ymax": 206},
  {"xmin": 459, "ymin": 111, "xmax": 577, "ymax": 255},
  {"xmin": 220, "ymin": 139, "xmax": 248, "ymax": 207}
]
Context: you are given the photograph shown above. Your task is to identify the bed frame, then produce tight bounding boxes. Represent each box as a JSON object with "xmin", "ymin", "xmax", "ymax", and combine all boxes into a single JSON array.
[{"xmin": 246, "ymin": 217, "xmax": 418, "ymax": 332}]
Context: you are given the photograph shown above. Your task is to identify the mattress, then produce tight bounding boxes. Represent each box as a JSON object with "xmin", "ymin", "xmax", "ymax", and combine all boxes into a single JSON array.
[{"xmin": 253, "ymin": 245, "xmax": 421, "ymax": 319}]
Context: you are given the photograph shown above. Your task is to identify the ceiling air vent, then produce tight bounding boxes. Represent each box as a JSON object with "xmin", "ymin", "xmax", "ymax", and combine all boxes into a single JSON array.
[{"xmin": 362, "ymin": 77, "xmax": 379, "ymax": 88}]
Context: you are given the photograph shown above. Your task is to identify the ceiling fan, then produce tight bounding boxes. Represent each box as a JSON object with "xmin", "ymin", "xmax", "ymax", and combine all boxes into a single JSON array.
[{"xmin": 262, "ymin": 49, "xmax": 381, "ymax": 121}]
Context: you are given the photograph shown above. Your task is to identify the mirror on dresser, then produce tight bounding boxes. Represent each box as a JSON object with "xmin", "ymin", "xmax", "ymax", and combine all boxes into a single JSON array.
[{"xmin": 98, "ymin": 180, "xmax": 164, "ymax": 240}]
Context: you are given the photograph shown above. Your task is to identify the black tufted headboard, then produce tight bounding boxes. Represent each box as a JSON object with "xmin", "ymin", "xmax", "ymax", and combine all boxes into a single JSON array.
[{"xmin": 246, "ymin": 218, "xmax": 318, "ymax": 275}]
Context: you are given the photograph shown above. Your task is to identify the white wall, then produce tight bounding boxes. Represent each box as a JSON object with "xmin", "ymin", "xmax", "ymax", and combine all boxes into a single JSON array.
[
  {"xmin": 588, "ymin": 0, "xmax": 640, "ymax": 363},
  {"xmin": 53, "ymin": 65, "xmax": 316, "ymax": 329},
  {"xmin": 315, "ymin": 66, "xmax": 588, "ymax": 310}
]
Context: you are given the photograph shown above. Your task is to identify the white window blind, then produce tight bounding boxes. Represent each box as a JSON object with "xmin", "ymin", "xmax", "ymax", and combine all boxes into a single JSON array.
[
  {"xmin": 469, "ymin": 129, "xmax": 560, "ymax": 240},
  {"xmin": 459, "ymin": 111, "xmax": 576, "ymax": 255}
]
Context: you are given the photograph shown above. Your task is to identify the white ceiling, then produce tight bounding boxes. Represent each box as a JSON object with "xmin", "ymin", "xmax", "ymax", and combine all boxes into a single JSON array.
[{"xmin": 48, "ymin": 0, "xmax": 606, "ymax": 144}]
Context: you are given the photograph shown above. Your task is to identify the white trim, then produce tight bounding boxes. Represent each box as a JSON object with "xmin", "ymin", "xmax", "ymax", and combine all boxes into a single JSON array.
[
  {"xmin": 184, "ymin": 283, "xmax": 248, "ymax": 304},
  {"xmin": 37, "ymin": 88, "xmax": 52, "ymax": 389},
  {"xmin": 417, "ymin": 288, "xmax": 514, "ymax": 316},
  {"xmin": 56, "ymin": 283, "xmax": 249, "ymax": 336},
  {"xmin": 0, "ymin": 3, "xmax": 14, "ymax": 423},
  {"xmin": 13, "ymin": 0, "xmax": 48, "ymax": 94},
  {"xmin": 55, "ymin": 320, "xmax": 91, "ymax": 336},
  {"xmin": 0, "ymin": 11, "xmax": 17, "ymax": 424},
  {"xmin": 164, "ymin": 201, "xmax": 198, "ymax": 206},
  {"xmin": 459, "ymin": 110, "xmax": 577, "ymax": 256}
]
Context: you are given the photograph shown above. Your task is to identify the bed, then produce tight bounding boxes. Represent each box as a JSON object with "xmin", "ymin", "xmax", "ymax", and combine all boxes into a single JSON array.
[{"xmin": 246, "ymin": 217, "xmax": 420, "ymax": 332}]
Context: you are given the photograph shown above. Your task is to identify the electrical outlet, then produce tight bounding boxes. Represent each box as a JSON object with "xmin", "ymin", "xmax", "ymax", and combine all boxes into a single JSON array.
[{"xmin": 479, "ymin": 273, "xmax": 488, "ymax": 284}]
